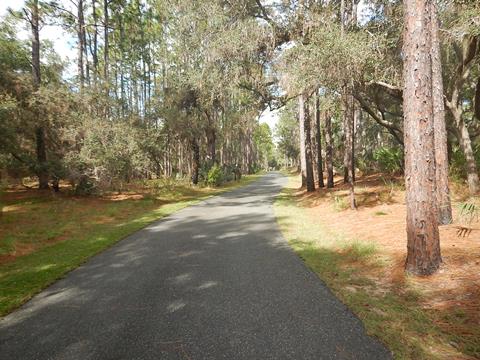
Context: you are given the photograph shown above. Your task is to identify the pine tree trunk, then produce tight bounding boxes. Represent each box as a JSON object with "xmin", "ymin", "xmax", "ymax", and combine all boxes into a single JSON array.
[
  {"xmin": 431, "ymin": 1, "xmax": 452, "ymax": 224},
  {"xmin": 92, "ymin": 0, "xmax": 99, "ymax": 83},
  {"xmin": 206, "ymin": 126, "xmax": 216, "ymax": 166},
  {"xmin": 445, "ymin": 35, "xmax": 480, "ymax": 195},
  {"xmin": 191, "ymin": 138, "xmax": 200, "ymax": 185},
  {"xmin": 343, "ymin": 91, "xmax": 355, "ymax": 185},
  {"xmin": 353, "ymin": 103, "xmax": 361, "ymax": 182},
  {"xmin": 457, "ymin": 116, "xmax": 480, "ymax": 194},
  {"xmin": 31, "ymin": 0, "xmax": 49, "ymax": 190},
  {"xmin": 474, "ymin": 76, "xmax": 480, "ymax": 121},
  {"xmin": 81, "ymin": 2, "xmax": 89, "ymax": 85},
  {"xmin": 298, "ymin": 95, "xmax": 307, "ymax": 187},
  {"xmin": 103, "ymin": 0, "xmax": 109, "ymax": 84},
  {"xmin": 403, "ymin": 0, "xmax": 441, "ymax": 275},
  {"xmin": 324, "ymin": 111, "xmax": 334, "ymax": 188},
  {"xmin": 340, "ymin": 0, "xmax": 345, "ymax": 35},
  {"xmin": 304, "ymin": 97, "xmax": 315, "ymax": 192},
  {"xmin": 343, "ymin": 89, "xmax": 356, "ymax": 208},
  {"xmin": 77, "ymin": 0, "xmax": 85, "ymax": 88},
  {"xmin": 315, "ymin": 94, "xmax": 325, "ymax": 188}
]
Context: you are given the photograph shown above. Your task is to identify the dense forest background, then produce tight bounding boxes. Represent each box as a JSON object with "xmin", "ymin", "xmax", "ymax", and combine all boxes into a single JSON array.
[{"xmin": 1, "ymin": 0, "xmax": 280, "ymax": 193}]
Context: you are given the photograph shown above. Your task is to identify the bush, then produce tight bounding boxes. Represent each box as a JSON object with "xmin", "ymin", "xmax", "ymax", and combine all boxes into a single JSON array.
[
  {"xmin": 373, "ymin": 147, "xmax": 403, "ymax": 175},
  {"xmin": 206, "ymin": 164, "xmax": 224, "ymax": 187},
  {"xmin": 268, "ymin": 158, "xmax": 279, "ymax": 170},
  {"xmin": 77, "ymin": 119, "xmax": 152, "ymax": 187},
  {"xmin": 450, "ymin": 146, "xmax": 467, "ymax": 181},
  {"xmin": 249, "ymin": 164, "xmax": 262, "ymax": 174},
  {"xmin": 221, "ymin": 164, "xmax": 242, "ymax": 182},
  {"xmin": 74, "ymin": 176, "xmax": 97, "ymax": 195}
]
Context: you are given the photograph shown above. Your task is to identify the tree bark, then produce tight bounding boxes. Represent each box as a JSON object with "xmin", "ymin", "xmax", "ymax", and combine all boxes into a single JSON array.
[
  {"xmin": 298, "ymin": 95, "xmax": 307, "ymax": 187},
  {"xmin": 31, "ymin": 0, "xmax": 49, "ymax": 190},
  {"xmin": 445, "ymin": 35, "xmax": 479, "ymax": 194},
  {"xmin": 324, "ymin": 111, "xmax": 334, "ymax": 188},
  {"xmin": 103, "ymin": 0, "xmax": 109, "ymax": 84},
  {"xmin": 457, "ymin": 115, "xmax": 479, "ymax": 194},
  {"xmin": 315, "ymin": 94, "xmax": 325, "ymax": 188},
  {"xmin": 304, "ymin": 98, "xmax": 315, "ymax": 192},
  {"xmin": 92, "ymin": 0, "xmax": 99, "ymax": 83},
  {"xmin": 82, "ymin": 3, "xmax": 89, "ymax": 85},
  {"xmin": 343, "ymin": 89, "xmax": 356, "ymax": 208},
  {"xmin": 353, "ymin": 103, "xmax": 361, "ymax": 182},
  {"xmin": 298, "ymin": 94, "xmax": 315, "ymax": 191},
  {"xmin": 430, "ymin": 1, "xmax": 452, "ymax": 224},
  {"xmin": 340, "ymin": 0, "xmax": 345, "ymax": 35},
  {"xmin": 343, "ymin": 91, "xmax": 355, "ymax": 185},
  {"xmin": 206, "ymin": 126, "xmax": 216, "ymax": 166},
  {"xmin": 403, "ymin": 0, "xmax": 441, "ymax": 275},
  {"xmin": 191, "ymin": 138, "xmax": 200, "ymax": 185},
  {"xmin": 474, "ymin": 75, "xmax": 480, "ymax": 121},
  {"xmin": 77, "ymin": 0, "xmax": 85, "ymax": 89}
]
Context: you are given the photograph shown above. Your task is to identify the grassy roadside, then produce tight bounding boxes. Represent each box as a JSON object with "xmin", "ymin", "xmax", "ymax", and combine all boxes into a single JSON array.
[
  {"xmin": 0, "ymin": 174, "xmax": 261, "ymax": 317},
  {"xmin": 274, "ymin": 174, "xmax": 477, "ymax": 360}
]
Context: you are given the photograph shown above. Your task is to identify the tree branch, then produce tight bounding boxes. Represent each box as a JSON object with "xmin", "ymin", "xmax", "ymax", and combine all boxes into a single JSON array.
[
  {"xmin": 366, "ymin": 81, "xmax": 403, "ymax": 100},
  {"xmin": 354, "ymin": 93, "xmax": 404, "ymax": 146}
]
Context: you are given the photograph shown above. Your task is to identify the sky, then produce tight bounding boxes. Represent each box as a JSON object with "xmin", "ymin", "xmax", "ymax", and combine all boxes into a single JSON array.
[
  {"xmin": 1, "ymin": 0, "xmax": 78, "ymax": 79},
  {"xmin": 0, "ymin": 0, "xmax": 372, "ymax": 131}
]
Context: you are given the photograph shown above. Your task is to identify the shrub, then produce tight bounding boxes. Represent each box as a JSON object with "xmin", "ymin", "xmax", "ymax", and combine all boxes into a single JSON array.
[
  {"xmin": 206, "ymin": 164, "xmax": 224, "ymax": 187},
  {"xmin": 373, "ymin": 147, "xmax": 403, "ymax": 174},
  {"xmin": 333, "ymin": 195, "xmax": 349, "ymax": 211},
  {"xmin": 76, "ymin": 119, "xmax": 152, "ymax": 187},
  {"xmin": 268, "ymin": 158, "xmax": 278, "ymax": 170},
  {"xmin": 450, "ymin": 146, "xmax": 467, "ymax": 181},
  {"xmin": 249, "ymin": 164, "xmax": 262, "ymax": 174},
  {"xmin": 221, "ymin": 164, "xmax": 242, "ymax": 182},
  {"xmin": 74, "ymin": 176, "xmax": 97, "ymax": 195},
  {"xmin": 221, "ymin": 165, "xmax": 234, "ymax": 183}
]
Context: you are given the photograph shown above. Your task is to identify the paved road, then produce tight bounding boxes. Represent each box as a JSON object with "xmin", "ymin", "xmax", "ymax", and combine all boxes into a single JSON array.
[{"xmin": 0, "ymin": 173, "xmax": 391, "ymax": 360}]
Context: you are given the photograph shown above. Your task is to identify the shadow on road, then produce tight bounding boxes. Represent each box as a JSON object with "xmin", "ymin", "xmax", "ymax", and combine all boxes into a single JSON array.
[{"xmin": 0, "ymin": 173, "xmax": 391, "ymax": 360}]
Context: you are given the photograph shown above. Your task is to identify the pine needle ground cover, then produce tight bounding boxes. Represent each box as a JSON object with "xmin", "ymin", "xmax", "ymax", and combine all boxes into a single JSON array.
[
  {"xmin": 274, "ymin": 173, "xmax": 480, "ymax": 360},
  {"xmin": 0, "ymin": 175, "xmax": 261, "ymax": 317}
]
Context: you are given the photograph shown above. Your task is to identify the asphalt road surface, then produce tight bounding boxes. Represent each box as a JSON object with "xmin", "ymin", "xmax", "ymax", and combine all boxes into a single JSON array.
[{"xmin": 0, "ymin": 172, "xmax": 391, "ymax": 360}]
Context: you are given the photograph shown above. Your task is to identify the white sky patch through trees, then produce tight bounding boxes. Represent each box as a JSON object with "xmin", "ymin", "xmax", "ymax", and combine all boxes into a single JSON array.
[{"xmin": 1, "ymin": 0, "xmax": 77, "ymax": 79}]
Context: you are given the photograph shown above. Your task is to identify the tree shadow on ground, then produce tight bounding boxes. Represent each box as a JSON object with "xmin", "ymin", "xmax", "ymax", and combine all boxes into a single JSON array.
[{"xmin": 0, "ymin": 173, "xmax": 390, "ymax": 360}]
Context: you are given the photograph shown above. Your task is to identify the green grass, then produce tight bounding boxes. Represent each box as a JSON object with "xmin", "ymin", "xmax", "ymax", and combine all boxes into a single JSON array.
[
  {"xmin": 0, "ymin": 174, "xmax": 261, "ymax": 317},
  {"xmin": 333, "ymin": 195, "xmax": 349, "ymax": 211},
  {"xmin": 274, "ymin": 177, "xmax": 476, "ymax": 359}
]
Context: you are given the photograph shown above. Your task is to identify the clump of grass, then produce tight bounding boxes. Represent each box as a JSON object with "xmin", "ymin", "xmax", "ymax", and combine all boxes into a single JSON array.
[
  {"xmin": 457, "ymin": 200, "xmax": 479, "ymax": 226},
  {"xmin": 375, "ymin": 211, "xmax": 388, "ymax": 216},
  {"xmin": 333, "ymin": 195, "xmax": 349, "ymax": 211},
  {"xmin": 342, "ymin": 241, "xmax": 377, "ymax": 262}
]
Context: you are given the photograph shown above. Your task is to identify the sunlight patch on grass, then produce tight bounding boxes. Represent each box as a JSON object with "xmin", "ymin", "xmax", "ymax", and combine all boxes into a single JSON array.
[{"xmin": 0, "ymin": 174, "xmax": 261, "ymax": 316}]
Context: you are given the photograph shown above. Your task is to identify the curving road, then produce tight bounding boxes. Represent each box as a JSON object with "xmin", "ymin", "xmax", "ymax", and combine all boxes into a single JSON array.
[{"xmin": 0, "ymin": 172, "xmax": 391, "ymax": 359}]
